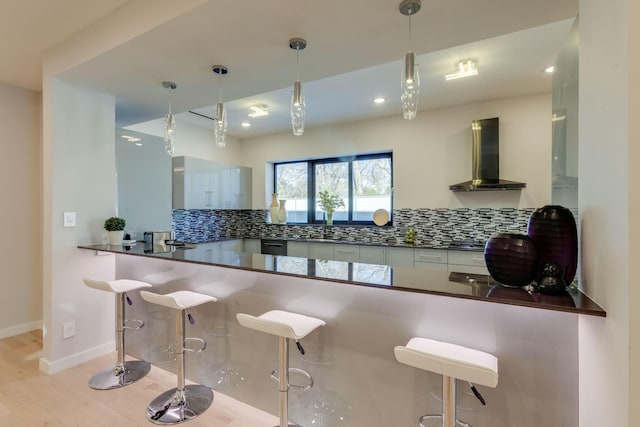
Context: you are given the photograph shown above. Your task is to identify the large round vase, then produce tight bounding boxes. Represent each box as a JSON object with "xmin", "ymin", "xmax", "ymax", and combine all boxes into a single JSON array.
[
  {"xmin": 527, "ymin": 205, "xmax": 578, "ymax": 285},
  {"xmin": 484, "ymin": 232, "xmax": 539, "ymax": 287}
]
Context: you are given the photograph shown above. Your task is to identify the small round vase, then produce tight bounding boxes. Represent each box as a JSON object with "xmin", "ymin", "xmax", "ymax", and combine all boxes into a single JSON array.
[{"xmin": 484, "ymin": 232, "xmax": 539, "ymax": 287}]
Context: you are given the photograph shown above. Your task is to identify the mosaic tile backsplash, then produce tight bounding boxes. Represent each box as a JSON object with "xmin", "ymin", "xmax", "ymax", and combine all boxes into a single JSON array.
[{"xmin": 172, "ymin": 208, "xmax": 536, "ymax": 246}]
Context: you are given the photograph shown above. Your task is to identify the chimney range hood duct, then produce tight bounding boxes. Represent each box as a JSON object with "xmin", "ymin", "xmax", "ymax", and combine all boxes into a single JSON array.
[{"xmin": 449, "ymin": 117, "xmax": 526, "ymax": 192}]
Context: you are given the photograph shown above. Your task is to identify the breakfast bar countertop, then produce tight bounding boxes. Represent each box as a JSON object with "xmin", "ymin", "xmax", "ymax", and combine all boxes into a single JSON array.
[{"xmin": 77, "ymin": 242, "xmax": 606, "ymax": 317}]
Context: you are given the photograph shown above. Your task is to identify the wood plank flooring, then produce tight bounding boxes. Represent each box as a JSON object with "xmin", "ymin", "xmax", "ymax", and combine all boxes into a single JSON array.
[{"xmin": 0, "ymin": 330, "xmax": 277, "ymax": 427}]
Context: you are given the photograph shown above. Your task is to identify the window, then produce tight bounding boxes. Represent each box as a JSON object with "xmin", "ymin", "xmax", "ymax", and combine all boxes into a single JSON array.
[{"xmin": 275, "ymin": 152, "xmax": 392, "ymax": 225}]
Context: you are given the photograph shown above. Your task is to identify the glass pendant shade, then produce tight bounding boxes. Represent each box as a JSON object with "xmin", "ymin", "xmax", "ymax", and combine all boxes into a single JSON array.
[
  {"xmin": 164, "ymin": 111, "xmax": 175, "ymax": 155},
  {"xmin": 291, "ymin": 80, "xmax": 305, "ymax": 136},
  {"xmin": 401, "ymin": 51, "xmax": 419, "ymax": 120},
  {"xmin": 214, "ymin": 102, "xmax": 227, "ymax": 148},
  {"xmin": 162, "ymin": 81, "xmax": 177, "ymax": 156}
]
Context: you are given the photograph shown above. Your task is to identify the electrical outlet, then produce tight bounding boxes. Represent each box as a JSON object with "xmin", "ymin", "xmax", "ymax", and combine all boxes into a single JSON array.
[{"xmin": 63, "ymin": 321, "xmax": 76, "ymax": 339}]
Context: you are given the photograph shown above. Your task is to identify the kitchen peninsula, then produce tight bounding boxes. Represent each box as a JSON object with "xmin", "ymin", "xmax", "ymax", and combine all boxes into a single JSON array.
[{"xmin": 75, "ymin": 240, "xmax": 603, "ymax": 427}]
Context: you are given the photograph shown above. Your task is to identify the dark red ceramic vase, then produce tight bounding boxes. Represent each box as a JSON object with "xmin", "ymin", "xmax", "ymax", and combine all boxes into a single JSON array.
[
  {"xmin": 526, "ymin": 205, "xmax": 578, "ymax": 286},
  {"xmin": 484, "ymin": 232, "xmax": 539, "ymax": 287}
]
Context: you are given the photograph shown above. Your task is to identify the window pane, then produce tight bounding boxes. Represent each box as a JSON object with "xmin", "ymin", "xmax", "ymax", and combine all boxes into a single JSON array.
[
  {"xmin": 352, "ymin": 158, "xmax": 392, "ymax": 222},
  {"xmin": 315, "ymin": 162, "xmax": 349, "ymax": 222},
  {"xmin": 276, "ymin": 162, "xmax": 308, "ymax": 223}
]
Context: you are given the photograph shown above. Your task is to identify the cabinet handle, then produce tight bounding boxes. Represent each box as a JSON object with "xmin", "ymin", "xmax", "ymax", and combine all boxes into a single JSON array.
[
  {"xmin": 336, "ymin": 249, "xmax": 355, "ymax": 254},
  {"xmin": 417, "ymin": 254, "xmax": 443, "ymax": 261}
]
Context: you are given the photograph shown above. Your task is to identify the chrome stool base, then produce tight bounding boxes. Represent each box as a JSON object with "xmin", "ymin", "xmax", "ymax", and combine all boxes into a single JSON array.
[
  {"xmin": 89, "ymin": 360, "xmax": 151, "ymax": 390},
  {"xmin": 146, "ymin": 384, "xmax": 214, "ymax": 425}
]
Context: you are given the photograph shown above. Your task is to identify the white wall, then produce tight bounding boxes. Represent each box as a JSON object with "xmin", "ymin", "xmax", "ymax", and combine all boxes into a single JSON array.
[
  {"xmin": 40, "ymin": 0, "xmax": 207, "ymax": 373},
  {"xmin": 41, "ymin": 79, "xmax": 118, "ymax": 372},
  {"xmin": 578, "ymin": 0, "xmax": 633, "ymax": 425},
  {"xmin": 240, "ymin": 93, "xmax": 551, "ymax": 210},
  {"xmin": 629, "ymin": 1, "xmax": 640, "ymax": 424},
  {"xmin": 115, "ymin": 129, "xmax": 172, "ymax": 238},
  {"xmin": 0, "ymin": 83, "xmax": 42, "ymax": 338}
]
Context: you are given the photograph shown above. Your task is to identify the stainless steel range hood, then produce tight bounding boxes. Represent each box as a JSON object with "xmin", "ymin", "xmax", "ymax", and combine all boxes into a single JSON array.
[{"xmin": 449, "ymin": 117, "xmax": 526, "ymax": 192}]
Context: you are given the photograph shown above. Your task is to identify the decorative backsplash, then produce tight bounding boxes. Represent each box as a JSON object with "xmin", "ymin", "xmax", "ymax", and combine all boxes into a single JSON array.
[{"xmin": 172, "ymin": 207, "xmax": 535, "ymax": 246}]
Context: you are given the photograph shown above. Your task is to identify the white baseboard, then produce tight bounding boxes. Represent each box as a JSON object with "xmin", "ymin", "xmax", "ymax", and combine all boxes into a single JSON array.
[
  {"xmin": 38, "ymin": 341, "xmax": 115, "ymax": 375},
  {"xmin": 0, "ymin": 321, "xmax": 42, "ymax": 339}
]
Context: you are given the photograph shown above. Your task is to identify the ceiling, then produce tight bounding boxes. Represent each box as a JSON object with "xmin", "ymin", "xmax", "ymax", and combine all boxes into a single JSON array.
[
  {"xmin": 3, "ymin": 0, "xmax": 578, "ymax": 139},
  {"xmin": 0, "ymin": 0, "xmax": 131, "ymax": 91}
]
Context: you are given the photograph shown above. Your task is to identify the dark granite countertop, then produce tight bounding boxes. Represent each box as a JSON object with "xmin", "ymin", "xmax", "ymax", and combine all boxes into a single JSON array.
[{"xmin": 77, "ymin": 242, "xmax": 605, "ymax": 317}]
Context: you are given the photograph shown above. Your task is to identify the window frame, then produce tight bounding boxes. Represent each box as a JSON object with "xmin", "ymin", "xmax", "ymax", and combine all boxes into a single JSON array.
[{"xmin": 274, "ymin": 152, "xmax": 393, "ymax": 226}]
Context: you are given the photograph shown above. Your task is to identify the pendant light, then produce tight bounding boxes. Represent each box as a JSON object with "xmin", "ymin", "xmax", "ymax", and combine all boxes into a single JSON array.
[
  {"xmin": 162, "ymin": 81, "xmax": 177, "ymax": 155},
  {"xmin": 399, "ymin": 0, "xmax": 421, "ymax": 120},
  {"xmin": 212, "ymin": 65, "xmax": 228, "ymax": 148},
  {"xmin": 289, "ymin": 38, "xmax": 307, "ymax": 136}
]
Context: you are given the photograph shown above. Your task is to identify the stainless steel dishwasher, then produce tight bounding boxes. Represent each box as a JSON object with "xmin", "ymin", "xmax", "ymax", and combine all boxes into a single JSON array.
[{"xmin": 260, "ymin": 239, "xmax": 287, "ymax": 255}]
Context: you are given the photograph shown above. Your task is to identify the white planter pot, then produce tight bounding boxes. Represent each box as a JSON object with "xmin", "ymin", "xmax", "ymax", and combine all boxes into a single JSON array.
[{"xmin": 108, "ymin": 230, "xmax": 124, "ymax": 245}]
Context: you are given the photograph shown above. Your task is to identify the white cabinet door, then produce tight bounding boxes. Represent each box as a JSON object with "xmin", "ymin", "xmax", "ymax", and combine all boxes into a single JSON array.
[
  {"xmin": 173, "ymin": 156, "xmax": 252, "ymax": 210},
  {"xmin": 287, "ymin": 241, "xmax": 309, "ymax": 258},
  {"xmin": 386, "ymin": 247, "xmax": 414, "ymax": 267},
  {"xmin": 333, "ymin": 244, "xmax": 360, "ymax": 262},
  {"xmin": 447, "ymin": 250, "xmax": 489, "ymax": 275},
  {"xmin": 242, "ymin": 238, "xmax": 261, "ymax": 254},
  {"xmin": 308, "ymin": 242, "xmax": 334, "ymax": 260},
  {"xmin": 413, "ymin": 248, "xmax": 448, "ymax": 271},
  {"xmin": 220, "ymin": 166, "xmax": 252, "ymax": 209},
  {"xmin": 359, "ymin": 245, "xmax": 386, "ymax": 265}
]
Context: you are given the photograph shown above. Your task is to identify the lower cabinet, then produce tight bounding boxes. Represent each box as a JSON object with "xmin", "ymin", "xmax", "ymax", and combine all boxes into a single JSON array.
[
  {"xmin": 286, "ymin": 241, "xmax": 309, "ymax": 258},
  {"xmin": 333, "ymin": 245, "xmax": 360, "ymax": 262},
  {"xmin": 308, "ymin": 242, "xmax": 334, "ymax": 260},
  {"xmin": 243, "ymin": 239, "xmax": 488, "ymax": 273},
  {"xmin": 447, "ymin": 250, "xmax": 489, "ymax": 275},
  {"xmin": 242, "ymin": 238, "xmax": 261, "ymax": 254},
  {"xmin": 359, "ymin": 246, "xmax": 387, "ymax": 265},
  {"xmin": 413, "ymin": 248, "xmax": 448, "ymax": 271},
  {"xmin": 386, "ymin": 247, "xmax": 414, "ymax": 267}
]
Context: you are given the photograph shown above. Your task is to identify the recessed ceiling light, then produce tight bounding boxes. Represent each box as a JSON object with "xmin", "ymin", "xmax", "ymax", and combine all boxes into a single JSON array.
[
  {"xmin": 120, "ymin": 135, "xmax": 142, "ymax": 143},
  {"xmin": 248, "ymin": 104, "xmax": 269, "ymax": 117},
  {"xmin": 241, "ymin": 122, "xmax": 251, "ymax": 128},
  {"xmin": 544, "ymin": 65, "xmax": 555, "ymax": 73},
  {"xmin": 374, "ymin": 97, "xmax": 386, "ymax": 104}
]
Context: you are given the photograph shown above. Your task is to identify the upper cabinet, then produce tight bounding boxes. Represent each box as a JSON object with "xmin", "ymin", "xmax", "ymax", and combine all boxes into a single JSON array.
[{"xmin": 172, "ymin": 156, "xmax": 252, "ymax": 210}]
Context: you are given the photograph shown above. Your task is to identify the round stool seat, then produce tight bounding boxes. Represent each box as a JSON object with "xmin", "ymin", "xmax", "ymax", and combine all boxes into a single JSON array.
[
  {"xmin": 394, "ymin": 337, "xmax": 498, "ymax": 387},
  {"xmin": 395, "ymin": 337, "xmax": 498, "ymax": 427},
  {"xmin": 140, "ymin": 290, "xmax": 217, "ymax": 309},
  {"xmin": 83, "ymin": 278, "xmax": 151, "ymax": 293},
  {"xmin": 236, "ymin": 310, "xmax": 326, "ymax": 339}
]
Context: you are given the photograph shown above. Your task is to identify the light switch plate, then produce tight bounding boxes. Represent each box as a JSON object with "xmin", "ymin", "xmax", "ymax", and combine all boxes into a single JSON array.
[{"xmin": 63, "ymin": 212, "xmax": 76, "ymax": 227}]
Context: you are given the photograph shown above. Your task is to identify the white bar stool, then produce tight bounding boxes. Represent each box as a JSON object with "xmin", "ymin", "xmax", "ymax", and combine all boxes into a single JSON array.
[
  {"xmin": 140, "ymin": 290, "xmax": 217, "ymax": 425},
  {"xmin": 236, "ymin": 310, "xmax": 326, "ymax": 427},
  {"xmin": 83, "ymin": 278, "xmax": 152, "ymax": 390},
  {"xmin": 394, "ymin": 337, "xmax": 498, "ymax": 427}
]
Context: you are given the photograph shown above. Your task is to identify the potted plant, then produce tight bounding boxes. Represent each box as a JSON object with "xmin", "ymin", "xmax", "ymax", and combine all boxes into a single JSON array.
[
  {"xmin": 317, "ymin": 190, "xmax": 344, "ymax": 225},
  {"xmin": 104, "ymin": 216, "xmax": 126, "ymax": 245}
]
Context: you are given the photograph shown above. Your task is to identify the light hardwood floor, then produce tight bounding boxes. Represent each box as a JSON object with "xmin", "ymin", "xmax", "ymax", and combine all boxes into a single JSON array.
[{"xmin": 0, "ymin": 330, "xmax": 277, "ymax": 427}]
